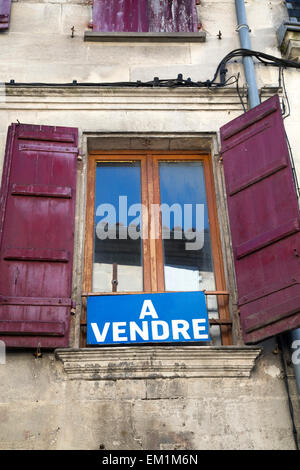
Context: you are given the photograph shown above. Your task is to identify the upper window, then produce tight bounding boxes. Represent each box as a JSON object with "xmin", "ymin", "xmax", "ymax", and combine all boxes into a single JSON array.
[
  {"xmin": 285, "ymin": 1, "xmax": 300, "ymax": 23},
  {"xmin": 91, "ymin": 0, "xmax": 199, "ymax": 33}
]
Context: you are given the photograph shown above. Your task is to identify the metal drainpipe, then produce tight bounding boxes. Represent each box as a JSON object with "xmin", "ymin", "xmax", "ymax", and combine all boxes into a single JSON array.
[
  {"xmin": 235, "ymin": 0, "xmax": 260, "ymax": 109},
  {"xmin": 235, "ymin": 1, "xmax": 300, "ymax": 400}
]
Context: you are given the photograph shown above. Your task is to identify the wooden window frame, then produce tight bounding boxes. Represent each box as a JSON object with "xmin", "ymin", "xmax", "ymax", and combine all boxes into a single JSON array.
[{"xmin": 81, "ymin": 150, "xmax": 231, "ymax": 346}]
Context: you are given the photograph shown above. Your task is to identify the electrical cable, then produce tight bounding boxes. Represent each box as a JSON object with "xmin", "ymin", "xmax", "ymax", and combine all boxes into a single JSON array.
[
  {"xmin": 210, "ymin": 48, "xmax": 300, "ymax": 86},
  {"xmin": 281, "ymin": 67, "xmax": 291, "ymax": 120},
  {"xmin": 5, "ymin": 48, "xmax": 300, "ymax": 91},
  {"xmin": 235, "ymin": 72, "xmax": 247, "ymax": 112},
  {"xmin": 275, "ymin": 66, "xmax": 300, "ymax": 200},
  {"xmin": 285, "ymin": 129, "xmax": 300, "ymax": 201}
]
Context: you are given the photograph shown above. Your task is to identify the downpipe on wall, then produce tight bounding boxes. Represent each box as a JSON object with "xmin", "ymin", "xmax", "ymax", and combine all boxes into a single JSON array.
[
  {"xmin": 235, "ymin": 0, "xmax": 260, "ymax": 108},
  {"xmin": 234, "ymin": 0, "xmax": 300, "ymax": 403}
]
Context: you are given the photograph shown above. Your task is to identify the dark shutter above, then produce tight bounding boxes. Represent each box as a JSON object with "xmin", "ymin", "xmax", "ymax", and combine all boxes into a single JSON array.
[
  {"xmin": 0, "ymin": 0, "xmax": 11, "ymax": 30},
  {"xmin": 92, "ymin": 0, "xmax": 149, "ymax": 32},
  {"xmin": 220, "ymin": 94, "xmax": 300, "ymax": 344},
  {"xmin": 0, "ymin": 123, "xmax": 78, "ymax": 348},
  {"xmin": 148, "ymin": 0, "xmax": 198, "ymax": 32},
  {"xmin": 92, "ymin": 0, "xmax": 198, "ymax": 33}
]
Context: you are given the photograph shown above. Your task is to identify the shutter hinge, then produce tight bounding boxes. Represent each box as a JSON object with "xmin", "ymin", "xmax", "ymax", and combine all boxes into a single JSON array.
[
  {"xmin": 70, "ymin": 300, "xmax": 76, "ymax": 315},
  {"xmin": 111, "ymin": 263, "xmax": 118, "ymax": 292},
  {"xmin": 33, "ymin": 343, "xmax": 42, "ymax": 359},
  {"xmin": 293, "ymin": 248, "xmax": 300, "ymax": 258}
]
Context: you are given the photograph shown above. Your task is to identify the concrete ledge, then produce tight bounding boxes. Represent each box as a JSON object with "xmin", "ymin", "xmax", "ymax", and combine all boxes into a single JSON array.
[
  {"xmin": 2, "ymin": 86, "xmax": 280, "ymax": 114},
  {"xmin": 55, "ymin": 346, "xmax": 262, "ymax": 380},
  {"xmin": 84, "ymin": 31, "xmax": 206, "ymax": 43}
]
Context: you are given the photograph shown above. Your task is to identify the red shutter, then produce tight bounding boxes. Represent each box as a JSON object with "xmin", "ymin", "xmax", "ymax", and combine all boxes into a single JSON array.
[
  {"xmin": 92, "ymin": 0, "xmax": 198, "ymax": 33},
  {"xmin": 148, "ymin": 0, "xmax": 198, "ymax": 33},
  {"xmin": 0, "ymin": 0, "xmax": 11, "ymax": 30},
  {"xmin": 92, "ymin": 0, "xmax": 149, "ymax": 32},
  {"xmin": 0, "ymin": 123, "xmax": 78, "ymax": 348},
  {"xmin": 220, "ymin": 94, "xmax": 300, "ymax": 344}
]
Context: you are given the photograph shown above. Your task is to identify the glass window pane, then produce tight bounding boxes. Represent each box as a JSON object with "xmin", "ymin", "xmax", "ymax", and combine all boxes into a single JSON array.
[
  {"xmin": 159, "ymin": 161, "xmax": 220, "ymax": 343},
  {"xmin": 93, "ymin": 162, "xmax": 143, "ymax": 292}
]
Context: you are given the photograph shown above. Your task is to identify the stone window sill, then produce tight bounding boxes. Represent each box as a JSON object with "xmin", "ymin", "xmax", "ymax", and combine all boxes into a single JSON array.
[
  {"xmin": 55, "ymin": 346, "xmax": 262, "ymax": 381},
  {"xmin": 277, "ymin": 21, "xmax": 300, "ymax": 61},
  {"xmin": 84, "ymin": 31, "xmax": 206, "ymax": 43}
]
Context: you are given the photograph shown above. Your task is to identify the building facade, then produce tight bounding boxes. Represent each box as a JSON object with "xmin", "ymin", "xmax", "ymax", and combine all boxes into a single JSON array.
[{"xmin": 0, "ymin": 0, "xmax": 300, "ymax": 450}]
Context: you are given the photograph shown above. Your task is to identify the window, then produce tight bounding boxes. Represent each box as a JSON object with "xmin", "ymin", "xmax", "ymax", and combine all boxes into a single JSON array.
[
  {"xmin": 91, "ymin": 0, "xmax": 199, "ymax": 33},
  {"xmin": 82, "ymin": 151, "xmax": 231, "ymax": 346}
]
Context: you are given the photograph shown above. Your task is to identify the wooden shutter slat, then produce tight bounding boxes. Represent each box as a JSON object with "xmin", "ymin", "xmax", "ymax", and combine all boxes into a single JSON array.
[
  {"xmin": 228, "ymin": 156, "xmax": 288, "ymax": 196},
  {"xmin": 220, "ymin": 94, "xmax": 300, "ymax": 344},
  {"xmin": 3, "ymin": 248, "xmax": 70, "ymax": 262},
  {"xmin": 244, "ymin": 295, "xmax": 300, "ymax": 334},
  {"xmin": 236, "ymin": 217, "xmax": 300, "ymax": 259},
  {"xmin": 239, "ymin": 276, "xmax": 300, "ymax": 307},
  {"xmin": 0, "ymin": 123, "xmax": 78, "ymax": 348},
  {"xmin": 221, "ymin": 100, "xmax": 278, "ymax": 140},
  {"xmin": 0, "ymin": 296, "xmax": 72, "ymax": 307},
  {"xmin": 19, "ymin": 143, "xmax": 78, "ymax": 154},
  {"xmin": 0, "ymin": 321, "xmax": 65, "ymax": 336},
  {"xmin": 17, "ymin": 128, "xmax": 76, "ymax": 143},
  {"xmin": 11, "ymin": 184, "xmax": 72, "ymax": 198},
  {"xmin": 220, "ymin": 122, "xmax": 270, "ymax": 156}
]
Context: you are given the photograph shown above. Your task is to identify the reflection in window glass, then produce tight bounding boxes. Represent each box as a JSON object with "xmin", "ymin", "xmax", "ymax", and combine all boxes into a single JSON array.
[
  {"xmin": 93, "ymin": 162, "xmax": 143, "ymax": 292},
  {"xmin": 159, "ymin": 161, "xmax": 220, "ymax": 342}
]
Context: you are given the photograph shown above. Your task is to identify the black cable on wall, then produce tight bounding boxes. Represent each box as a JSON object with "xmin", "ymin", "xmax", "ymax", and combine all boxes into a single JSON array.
[{"xmin": 5, "ymin": 49, "xmax": 300, "ymax": 90}]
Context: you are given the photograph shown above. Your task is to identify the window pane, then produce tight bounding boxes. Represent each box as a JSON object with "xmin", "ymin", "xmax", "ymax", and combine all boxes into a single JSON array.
[
  {"xmin": 159, "ymin": 161, "xmax": 220, "ymax": 342},
  {"xmin": 93, "ymin": 162, "xmax": 143, "ymax": 292}
]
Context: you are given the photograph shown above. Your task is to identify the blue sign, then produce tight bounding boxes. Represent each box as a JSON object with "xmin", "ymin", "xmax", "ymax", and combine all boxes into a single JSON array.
[{"xmin": 87, "ymin": 291, "xmax": 210, "ymax": 345}]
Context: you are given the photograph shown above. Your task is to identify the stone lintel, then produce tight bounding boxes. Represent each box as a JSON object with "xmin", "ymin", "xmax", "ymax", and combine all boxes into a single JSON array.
[{"xmin": 55, "ymin": 346, "xmax": 262, "ymax": 380}]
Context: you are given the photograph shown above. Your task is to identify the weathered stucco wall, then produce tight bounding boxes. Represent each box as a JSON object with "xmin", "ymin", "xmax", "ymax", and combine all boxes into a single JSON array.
[
  {"xmin": 0, "ymin": 0, "xmax": 299, "ymax": 175},
  {"xmin": 0, "ymin": 343, "xmax": 299, "ymax": 450},
  {"xmin": 0, "ymin": 0, "xmax": 300, "ymax": 450}
]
